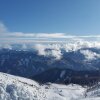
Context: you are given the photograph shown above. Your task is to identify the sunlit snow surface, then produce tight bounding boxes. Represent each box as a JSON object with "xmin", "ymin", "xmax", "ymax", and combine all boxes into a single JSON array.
[{"xmin": 0, "ymin": 72, "xmax": 100, "ymax": 100}]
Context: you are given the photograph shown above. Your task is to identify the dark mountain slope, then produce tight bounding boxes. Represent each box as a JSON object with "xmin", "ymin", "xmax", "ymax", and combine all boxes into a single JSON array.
[{"xmin": 33, "ymin": 68, "xmax": 100, "ymax": 85}]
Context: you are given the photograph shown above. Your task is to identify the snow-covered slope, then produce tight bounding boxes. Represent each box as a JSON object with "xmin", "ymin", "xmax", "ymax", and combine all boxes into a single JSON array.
[
  {"xmin": 42, "ymin": 83, "xmax": 86, "ymax": 100},
  {"xmin": 0, "ymin": 72, "xmax": 100, "ymax": 100},
  {"xmin": 0, "ymin": 72, "xmax": 46, "ymax": 100}
]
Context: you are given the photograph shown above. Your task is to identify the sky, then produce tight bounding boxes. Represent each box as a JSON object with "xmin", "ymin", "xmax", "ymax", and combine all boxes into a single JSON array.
[{"xmin": 0, "ymin": 0, "xmax": 100, "ymax": 35}]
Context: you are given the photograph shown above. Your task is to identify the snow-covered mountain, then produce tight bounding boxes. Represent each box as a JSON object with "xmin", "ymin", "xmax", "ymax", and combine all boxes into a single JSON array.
[
  {"xmin": 1, "ymin": 72, "xmax": 100, "ymax": 100},
  {"xmin": 0, "ymin": 47, "xmax": 100, "ymax": 75},
  {"xmin": 0, "ymin": 41, "xmax": 100, "ymax": 99},
  {"xmin": 0, "ymin": 43, "xmax": 100, "ymax": 85}
]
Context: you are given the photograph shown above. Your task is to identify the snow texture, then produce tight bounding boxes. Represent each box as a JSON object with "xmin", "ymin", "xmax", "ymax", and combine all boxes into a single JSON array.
[{"xmin": 0, "ymin": 72, "xmax": 100, "ymax": 100}]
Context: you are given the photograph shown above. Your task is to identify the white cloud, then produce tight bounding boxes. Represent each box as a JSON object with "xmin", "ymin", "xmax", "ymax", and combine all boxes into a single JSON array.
[
  {"xmin": 0, "ymin": 22, "xmax": 100, "ymax": 44},
  {"xmin": 34, "ymin": 44, "xmax": 46, "ymax": 55},
  {"xmin": 0, "ymin": 22, "xmax": 100, "ymax": 41},
  {"xmin": 51, "ymin": 49, "xmax": 62, "ymax": 60},
  {"xmin": 0, "ymin": 22, "xmax": 7, "ymax": 33},
  {"xmin": 80, "ymin": 50, "xmax": 100, "ymax": 60},
  {"xmin": 0, "ymin": 22, "xmax": 100, "ymax": 60},
  {"xmin": 34, "ymin": 44, "xmax": 62, "ymax": 60}
]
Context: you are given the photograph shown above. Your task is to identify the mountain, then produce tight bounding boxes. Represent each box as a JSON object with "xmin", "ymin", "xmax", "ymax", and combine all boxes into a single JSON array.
[
  {"xmin": 0, "ymin": 47, "xmax": 100, "ymax": 85},
  {"xmin": 1, "ymin": 72, "xmax": 100, "ymax": 100},
  {"xmin": 0, "ymin": 72, "xmax": 85, "ymax": 100},
  {"xmin": 33, "ymin": 68, "xmax": 100, "ymax": 85}
]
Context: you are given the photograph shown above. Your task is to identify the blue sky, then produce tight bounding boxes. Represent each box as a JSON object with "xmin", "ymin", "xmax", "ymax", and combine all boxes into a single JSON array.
[{"xmin": 0, "ymin": 0, "xmax": 100, "ymax": 35}]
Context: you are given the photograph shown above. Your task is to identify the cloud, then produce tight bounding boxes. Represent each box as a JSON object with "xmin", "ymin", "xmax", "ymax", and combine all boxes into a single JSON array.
[
  {"xmin": 0, "ymin": 23, "xmax": 100, "ymax": 44},
  {"xmin": 51, "ymin": 49, "xmax": 62, "ymax": 60},
  {"xmin": 34, "ymin": 44, "xmax": 62, "ymax": 59},
  {"xmin": 0, "ymin": 22, "xmax": 7, "ymax": 33},
  {"xmin": 34, "ymin": 44, "xmax": 46, "ymax": 55},
  {"xmin": 0, "ymin": 22, "xmax": 100, "ymax": 60},
  {"xmin": 80, "ymin": 50, "xmax": 100, "ymax": 60}
]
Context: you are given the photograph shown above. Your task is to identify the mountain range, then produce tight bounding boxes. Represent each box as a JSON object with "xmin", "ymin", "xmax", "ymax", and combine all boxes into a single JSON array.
[{"xmin": 0, "ymin": 43, "xmax": 100, "ymax": 85}]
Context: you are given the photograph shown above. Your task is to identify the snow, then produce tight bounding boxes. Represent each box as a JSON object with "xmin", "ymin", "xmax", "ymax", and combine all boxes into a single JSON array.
[
  {"xmin": 0, "ymin": 72, "xmax": 100, "ymax": 100},
  {"xmin": 0, "ymin": 72, "xmax": 45, "ymax": 100},
  {"xmin": 42, "ymin": 84, "xmax": 86, "ymax": 100},
  {"xmin": 60, "ymin": 70, "xmax": 66, "ymax": 78}
]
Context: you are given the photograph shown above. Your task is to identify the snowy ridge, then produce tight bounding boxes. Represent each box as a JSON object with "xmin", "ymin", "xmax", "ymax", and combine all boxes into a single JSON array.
[
  {"xmin": 0, "ymin": 72, "xmax": 46, "ymax": 100},
  {"xmin": 0, "ymin": 72, "xmax": 100, "ymax": 100}
]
